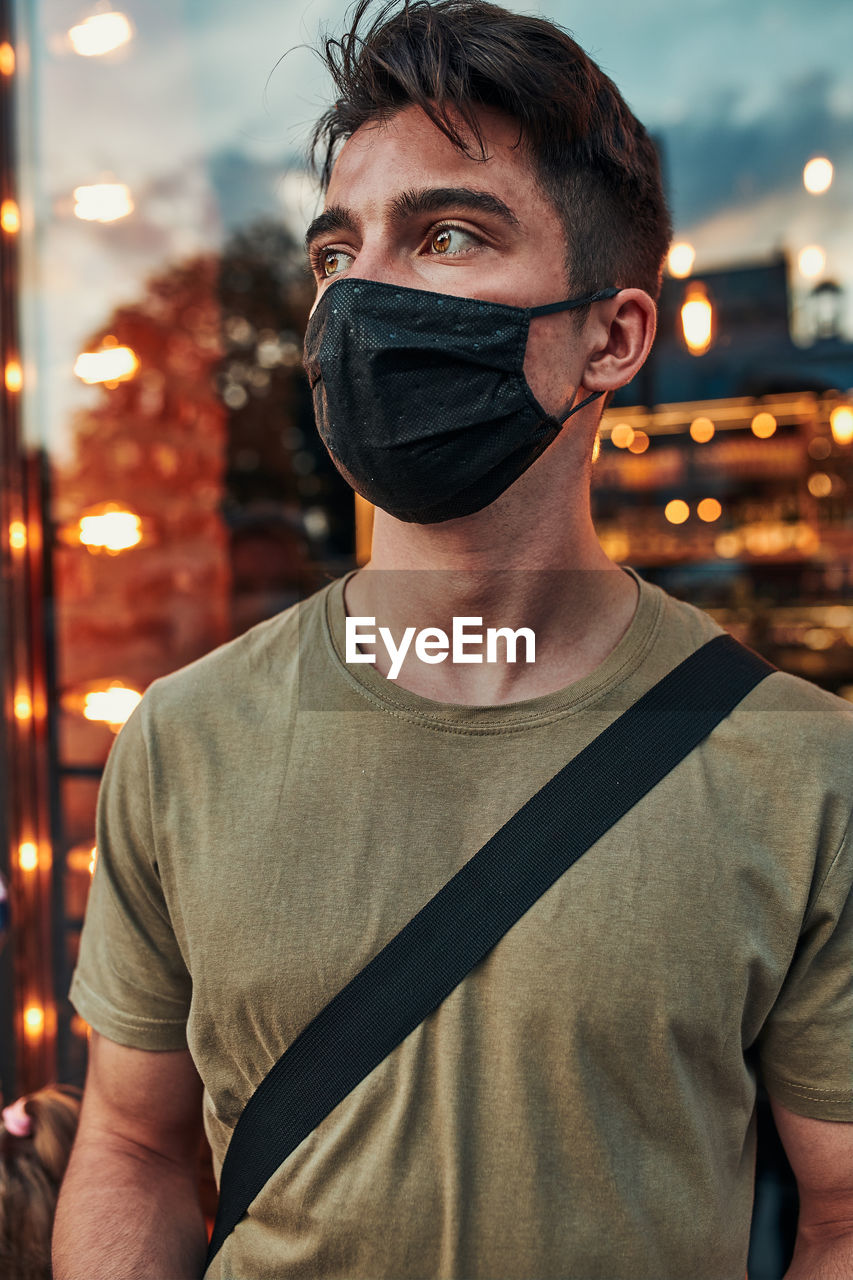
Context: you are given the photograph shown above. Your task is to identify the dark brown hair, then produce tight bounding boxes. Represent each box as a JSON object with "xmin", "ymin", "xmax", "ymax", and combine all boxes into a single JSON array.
[
  {"xmin": 0, "ymin": 1084, "xmax": 82, "ymax": 1280},
  {"xmin": 310, "ymin": 0, "xmax": 672, "ymax": 312}
]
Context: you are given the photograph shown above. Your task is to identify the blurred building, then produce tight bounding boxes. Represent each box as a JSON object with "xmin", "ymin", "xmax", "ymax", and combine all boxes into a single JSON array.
[{"xmin": 595, "ymin": 253, "xmax": 853, "ymax": 697}]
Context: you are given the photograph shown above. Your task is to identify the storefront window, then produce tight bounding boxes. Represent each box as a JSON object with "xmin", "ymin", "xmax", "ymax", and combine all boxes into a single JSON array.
[{"xmin": 2, "ymin": 0, "xmax": 852, "ymax": 1099}]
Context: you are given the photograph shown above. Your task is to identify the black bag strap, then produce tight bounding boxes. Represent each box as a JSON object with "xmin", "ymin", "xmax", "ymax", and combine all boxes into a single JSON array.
[{"xmin": 206, "ymin": 633, "xmax": 774, "ymax": 1269}]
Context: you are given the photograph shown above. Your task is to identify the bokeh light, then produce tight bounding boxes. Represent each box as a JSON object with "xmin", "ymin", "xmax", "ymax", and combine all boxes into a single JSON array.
[
  {"xmin": 1, "ymin": 199, "xmax": 20, "ymax": 233},
  {"xmin": 829, "ymin": 406, "xmax": 853, "ymax": 446},
  {"xmin": 68, "ymin": 12, "xmax": 133, "ymax": 57},
  {"xmin": 73, "ymin": 183, "xmax": 134, "ymax": 223},
  {"xmin": 803, "ymin": 157, "xmax": 833, "ymax": 196},
  {"xmin": 751, "ymin": 412, "xmax": 777, "ymax": 439},
  {"xmin": 697, "ymin": 498, "xmax": 722, "ymax": 522},
  {"xmin": 667, "ymin": 242, "xmax": 695, "ymax": 278},
  {"xmin": 689, "ymin": 416, "xmax": 715, "ymax": 443},
  {"xmin": 798, "ymin": 246, "xmax": 826, "ymax": 279},
  {"xmin": 664, "ymin": 500, "xmax": 690, "ymax": 525}
]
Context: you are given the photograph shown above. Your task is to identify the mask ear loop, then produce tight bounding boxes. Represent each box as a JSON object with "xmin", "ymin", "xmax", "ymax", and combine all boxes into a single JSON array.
[{"xmin": 528, "ymin": 286, "xmax": 621, "ymax": 426}]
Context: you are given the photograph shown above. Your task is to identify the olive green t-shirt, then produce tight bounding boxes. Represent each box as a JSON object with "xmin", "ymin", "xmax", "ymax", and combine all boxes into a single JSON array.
[{"xmin": 70, "ymin": 569, "xmax": 853, "ymax": 1280}]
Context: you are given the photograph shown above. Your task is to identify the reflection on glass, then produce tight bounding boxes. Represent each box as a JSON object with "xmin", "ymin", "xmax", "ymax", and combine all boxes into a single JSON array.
[
  {"xmin": 78, "ymin": 508, "xmax": 142, "ymax": 553},
  {"xmin": 68, "ymin": 12, "xmax": 133, "ymax": 57},
  {"xmin": 73, "ymin": 183, "xmax": 134, "ymax": 223},
  {"xmin": 73, "ymin": 345, "xmax": 139, "ymax": 384},
  {"xmin": 82, "ymin": 684, "xmax": 142, "ymax": 729}
]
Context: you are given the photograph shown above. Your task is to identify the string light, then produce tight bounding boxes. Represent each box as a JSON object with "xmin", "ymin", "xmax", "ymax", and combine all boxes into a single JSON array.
[
  {"xmin": 697, "ymin": 498, "xmax": 722, "ymax": 522},
  {"xmin": 83, "ymin": 683, "xmax": 142, "ymax": 728},
  {"xmin": 24, "ymin": 1006, "xmax": 46, "ymax": 1038},
  {"xmin": 74, "ymin": 346, "xmax": 139, "ymax": 385},
  {"xmin": 808, "ymin": 473, "xmax": 832, "ymax": 498},
  {"xmin": 829, "ymin": 406, "xmax": 853, "ymax": 446},
  {"xmin": 73, "ymin": 183, "xmax": 134, "ymax": 223},
  {"xmin": 627, "ymin": 431, "xmax": 649, "ymax": 454},
  {"xmin": 667, "ymin": 242, "xmax": 696, "ymax": 279},
  {"xmin": 9, "ymin": 521, "xmax": 27, "ymax": 550},
  {"xmin": 690, "ymin": 417, "xmax": 715, "ymax": 443},
  {"xmin": 68, "ymin": 13, "xmax": 133, "ymax": 57},
  {"xmin": 798, "ymin": 246, "xmax": 826, "ymax": 279},
  {"xmin": 5, "ymin": 360, "xmax": 23, "ymax": 392},
  {"xmin": 14, "ymin": 689, "xmax": 33, "ymax": 721},
  {"xmin": 78, "ymin": 509, "xmax": 142, "ymax": 552},
  {"xmin": 803, "ymin": 157, "xmax": 833, "ymax": 195},
  {"xmin": 751, "ymin": 412, "xmax": 777, "ymax": 439},
  {"xmin": 610, "ymin": 423, "xmax": 635, "ymax": 449},
  {"xmin": 680, "ymin": 283, "xmax": 714, "ymax": 356},
  {"xmin": 664, "ymin": 500, "xmax": 690, "ymax": 525},
  {"xmin": 1, "ymin": 199, "xmax": 20, "ymax": 233},
  {"xmin": 18, "ymin": 842, "xmax": 38, "ymax": 872},
  {"xmin": 0, "ymin": 42, "xmax": 14, "ymax": 76}
]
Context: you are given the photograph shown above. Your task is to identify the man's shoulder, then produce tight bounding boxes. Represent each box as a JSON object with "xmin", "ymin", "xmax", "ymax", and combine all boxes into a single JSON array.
[
  {"xmin": 140, "ymin": 579, "xmax": 335, "ymax": 724},
  {"xmin": 653, "ymin": 578, "xmax": 853, "ymax": 742}
]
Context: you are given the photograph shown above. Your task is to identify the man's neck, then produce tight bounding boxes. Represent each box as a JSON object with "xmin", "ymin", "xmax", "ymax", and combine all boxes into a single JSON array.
[{"xmin": 343, "ymin": 505, "xmax": 639, "ymax": 705}]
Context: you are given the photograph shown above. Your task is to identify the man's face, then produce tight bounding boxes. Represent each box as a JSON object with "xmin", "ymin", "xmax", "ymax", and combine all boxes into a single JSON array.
[{"xmin": 305, "ymin": 104, "xmax": 591, "ymax": 418}]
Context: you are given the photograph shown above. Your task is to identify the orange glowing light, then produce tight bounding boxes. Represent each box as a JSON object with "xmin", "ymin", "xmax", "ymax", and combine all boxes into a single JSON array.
[
  {"xmin": 689, "ymin": 417, "xmax": 715, "ymax": 444},
  {"xmin": 83, "ymin": 683, "xmax": 142, "ymax": 728},
  {"xmin": 610, "ymin": 423, "xmax": 635, "ymax": 449},
  {"xmin": 680, "ymin": 283, "xmax": 714, "ymax": 356},
  {"xmin": 74, "ymin": 346, "xmax": 138, "ymax": 385},
  {"xmin": 751, "ymin": 412, "xmax": 777, "ymax": 439},
  {"xmin": 23, "ymin": 1005, "xmax": 45, "ymax": 1038},
  {"xmin": 667, "ymin": 242, "xmax": 695, "ymax": 279},
  {"xmin": 627, "ymin": 430, "xmax": 650, "ymax": 454},
  {"xmin": 73, "ymin": 183, "xmax": 134, "ymax": 223},
  {"xmin": 715, "ymin": 532, "xmax": 741, "ymax": 560},
  {"xmin": 1, "ymin": 199, "xmax": 20, "ymax": 233},
  {"xmin": 18, "ymin": 841, "xmax": 38, "ymax": 872},
  {"xmin": 5, "ymin": 360, "xmax": 23, "ymax": 392},
  {"xmin": 697, "ymin": 498, "xmax": 722, "ymax": 523},
  {"xmin": 830, "ymin": 406, "xmax": 853, "ymax": 446},
  {"xmin": 9, "ymin": 520, "xmax": 27, "ymax": 550},
  {"xmin": 808, "ymin": 472, "xmax": 832, "ymax": 498},
  {"xmin": 67, "ymin": 845, "xmax": 98, "ymax": 876},
  {"xmin": 664, "ymin": 500, "xmax": 690, "ymax": 525},
  {"xmin": 0, "ymin": 42, "xmax": 14, "ymax": 76},
  {"xmin": 78, "ymin": 509, "xmax": 142, "ymax": 552},
  {"xmin": 14, "ymin": 690, "xmax": 33, "ymax": 720},
  {"xmin": 68, "ymin": 12, "xmax": 133, "ymax": 57}
]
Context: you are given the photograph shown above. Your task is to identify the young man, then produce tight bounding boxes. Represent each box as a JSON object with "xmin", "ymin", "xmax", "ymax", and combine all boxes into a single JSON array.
[{"xmin": 54, "ymin": 3, "xmax": 853, "ymax": 1278}]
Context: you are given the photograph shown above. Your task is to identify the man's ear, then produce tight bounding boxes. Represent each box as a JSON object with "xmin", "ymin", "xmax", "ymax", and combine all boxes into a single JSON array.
[{"xmin": 580, "ymin": 289, "xmax": 657, "ymax": 394}]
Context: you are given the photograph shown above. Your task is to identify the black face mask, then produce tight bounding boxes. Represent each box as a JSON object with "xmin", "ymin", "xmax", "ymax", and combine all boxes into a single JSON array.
[{"xmin": 303, "ymin": 278, "xmax": 619, "ymax": 524}]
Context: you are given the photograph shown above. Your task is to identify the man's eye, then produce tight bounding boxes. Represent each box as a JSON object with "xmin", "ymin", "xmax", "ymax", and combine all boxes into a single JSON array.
[
  {"xmin": 429, "ymin": 227, "xmax": 477, "ymax": 256},
  {"xmin": 320, "ymin": 249, "xmax": 352, "ymax": 278}
]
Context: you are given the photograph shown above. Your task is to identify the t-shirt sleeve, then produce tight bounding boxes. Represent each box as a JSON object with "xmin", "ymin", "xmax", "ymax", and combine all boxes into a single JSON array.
[
  {"xmin": 759, "ymin": 812, "xmax": 853, "ymax": 1121},
  {"xmin": 69, "ymin": 695, "xmax": 192, "ymax": 1050}
]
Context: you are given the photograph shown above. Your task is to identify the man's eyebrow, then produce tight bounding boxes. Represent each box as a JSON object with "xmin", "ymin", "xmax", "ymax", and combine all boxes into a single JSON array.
[
  {"xmin": 304, "ymin": 205, "xmax": 359, "ymax": 252},
  {"xmin": 390, "ymin": 187, "xmax": 520, "ymax": 228}
]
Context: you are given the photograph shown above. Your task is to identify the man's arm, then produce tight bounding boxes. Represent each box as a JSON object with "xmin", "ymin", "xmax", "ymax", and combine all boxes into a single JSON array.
[
  {"xmin": 771, "ymin": 1097, "xmax": 853, "ymax": 1280},
  {"xmin": 53, "ymin": 1030, "xmax": 208, "ymax": 1280}
]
